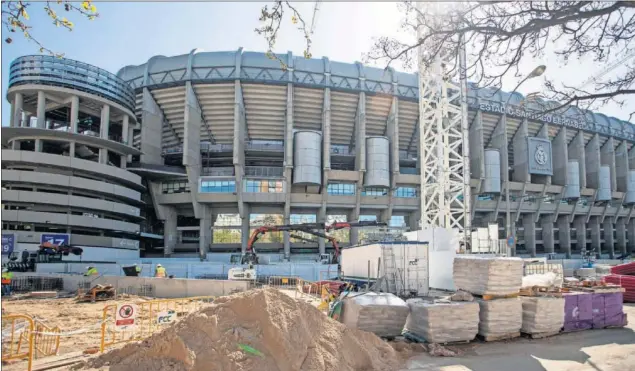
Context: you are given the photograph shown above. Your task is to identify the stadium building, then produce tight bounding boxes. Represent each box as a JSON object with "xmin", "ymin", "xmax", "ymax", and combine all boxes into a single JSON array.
[{"xmin": 3, "ymin": 49, "xmax": 635, "ymax": 260}]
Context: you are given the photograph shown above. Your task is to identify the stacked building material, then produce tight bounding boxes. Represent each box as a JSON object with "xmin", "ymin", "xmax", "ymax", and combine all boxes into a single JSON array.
[
  {"xmin": 476, "ymin": 298, "xmax": 522, "ymax": 340},
  {"xmin": 453, "ymin": 256, "xmax": 523, "ymax": 296},
  {"xmin": 403, "ymin": 301, "xmax": 479, "ymax": 343},
  {"xmin": 591, "ymin": 292, "xmax": 628, "ymax": 328},
  {"xmin": 520, "ymin": 296, "xmax": 565, "ymax": 336},
  {"xmin": 562, "ymin": 292, "xmax": 593, "ymax": 332},
  {"xmin": 610, "ymin": 261, "xmax": 635, "ymax": 275},
  {"xmin": 605, "ymin": 261, "xmax": 635, "ymax": 302},
  {"xmin": 339, "ymin": 292, "xmax": 410, "ymax": 337}
]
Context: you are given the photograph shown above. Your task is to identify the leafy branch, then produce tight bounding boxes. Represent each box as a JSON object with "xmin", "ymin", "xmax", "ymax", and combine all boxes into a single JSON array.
[{"xmin": 1, "ymin": 0, "xmax": 99, "ymax": 58}]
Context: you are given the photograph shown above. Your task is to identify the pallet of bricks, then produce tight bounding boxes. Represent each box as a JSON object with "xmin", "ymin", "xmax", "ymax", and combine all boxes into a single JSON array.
[{"xmin": 452, "ymin": 256, "xmax": 526, "ymax": 341}]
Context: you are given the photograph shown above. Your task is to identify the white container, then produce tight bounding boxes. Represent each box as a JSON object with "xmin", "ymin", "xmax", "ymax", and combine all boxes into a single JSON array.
[{"xmin": 340, "ymin": 242, "xmax": 429, "ymax": 296}]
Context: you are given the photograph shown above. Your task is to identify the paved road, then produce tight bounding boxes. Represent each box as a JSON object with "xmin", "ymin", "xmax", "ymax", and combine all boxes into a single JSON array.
[{"xmin": 404, "ymin": 303, "xmax": 635, "ymax": 371}]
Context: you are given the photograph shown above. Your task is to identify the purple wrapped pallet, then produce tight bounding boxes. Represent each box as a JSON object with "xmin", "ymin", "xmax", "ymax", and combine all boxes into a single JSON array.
[
  {"xmin": 562, "ymin": 293, "xmax": 593, "ymax": 332},
  {"xmin": 591, "ymin": 292, "xmax": 627, "ymax": 329}
]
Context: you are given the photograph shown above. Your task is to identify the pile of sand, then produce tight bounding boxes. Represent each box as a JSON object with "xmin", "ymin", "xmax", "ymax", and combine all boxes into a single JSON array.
[{"xmin": 82, "ymin": 288, "xmax": 402, "ymax": 371}]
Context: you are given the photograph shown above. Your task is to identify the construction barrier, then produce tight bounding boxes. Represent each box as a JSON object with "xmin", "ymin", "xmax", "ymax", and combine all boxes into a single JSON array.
[
  {"xmin": 1, "ymin": 314, "xmax": 34, "ymax": 371},
  {"xmin": 33, "ymin": 320, "xmax": 61, "ymax": 359},
  {"xmin": 100, "ymin": 296, "xmax": 214, "ymax": 352}
]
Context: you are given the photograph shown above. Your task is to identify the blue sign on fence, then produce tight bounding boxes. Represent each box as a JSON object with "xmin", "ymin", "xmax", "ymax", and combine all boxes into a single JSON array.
[
  {"xmin": 2, "ymin": 234, "xmax": 15, "ymax": 255},
  {"xmin": 40, "ymin": 233, "xmax": 70, "ymax": 246}
]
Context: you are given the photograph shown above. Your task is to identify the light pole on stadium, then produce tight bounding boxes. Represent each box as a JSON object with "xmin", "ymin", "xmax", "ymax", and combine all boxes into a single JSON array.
[{"xmin": 504, "ymin": 65, "xmax": 546, "ymax": 255}]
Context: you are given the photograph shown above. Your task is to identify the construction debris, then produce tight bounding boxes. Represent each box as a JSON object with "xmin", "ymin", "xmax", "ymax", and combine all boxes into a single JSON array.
[
  {"xmin": 82, "ymin": 288, "xmax": 404, "ymax": 371},
  {"xmin": 449, "ymin": 290, "xmax": 474, "ymax": 302},
  {"xmin": 76, "ymin": 284, "xmax": 116, "ymax": 302},
  {"xmin": 339, "ymin": 292, "xmax": 409, "ymax": 338},
  {"xmin": 453, "ymin": 256, "xmax": 523, "ymax": 296},
  {"xmin": 403, "ymin": 301, "xmax": 479, "ymax": 344}
]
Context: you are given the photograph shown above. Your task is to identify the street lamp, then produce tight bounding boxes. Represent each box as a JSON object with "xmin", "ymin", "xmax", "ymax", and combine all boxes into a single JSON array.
[{"xmin": 504, "ymin": 65, "xmax": 546, "ymax": 255}]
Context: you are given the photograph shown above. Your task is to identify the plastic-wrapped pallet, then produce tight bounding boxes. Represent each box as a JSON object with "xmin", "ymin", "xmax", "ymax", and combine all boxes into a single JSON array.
[
  {"xmin": 520, "ymin": 296, "xmax": 565, "ymax": 334},
  {"xmin": 453, "ymin": 256, "xmax": 523, "ymax": 295},
  {"xmin": 404, "ymin": 301, "xmax": 479, "ymax": 343},
  {"xmin": 477, "ymin": 298, "xmax": 522, "ymax": 337},
  {"xmin": 339, "ymin": 292, "xmax": 409, "ymax": 337}
]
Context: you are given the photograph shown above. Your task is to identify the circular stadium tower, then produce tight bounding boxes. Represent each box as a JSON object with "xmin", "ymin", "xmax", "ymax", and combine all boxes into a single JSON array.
[{"xmin": 2, "ymin": 55, "xmax": 144, "ymax": 259}]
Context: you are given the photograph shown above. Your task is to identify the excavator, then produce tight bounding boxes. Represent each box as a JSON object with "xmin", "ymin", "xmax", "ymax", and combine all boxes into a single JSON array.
[{"xmin": 240, "ymin": 220, "xmax": 387, "ymax": 265}]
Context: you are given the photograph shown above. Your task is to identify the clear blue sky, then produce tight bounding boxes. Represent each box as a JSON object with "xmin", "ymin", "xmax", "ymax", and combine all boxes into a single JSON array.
[{"xmin": 1, "ymin": 2, "xmax": 632, "ymax": 126}]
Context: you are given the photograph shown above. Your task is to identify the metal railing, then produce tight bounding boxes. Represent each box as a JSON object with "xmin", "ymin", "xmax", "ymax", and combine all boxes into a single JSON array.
[
  {"xmin": 201, "ymin": 142, "xmax": 233, "ymax": 152},
  {"xmin": 100, "ymin": 297, "xmax": 215, "ymax": 352},
  {"xmin": 245, "ymin": 141, "xmax": 284, "ymax": 152},
  {"xmin": 9, "ymin": 55, "xmax": 135, "ymax": 112},
  {"xmin": 201, "ymin": 167, "xmax": 235, "ymax": 176},
  {"xmin": 244, "ymin": 166, "xmax": 284, "ymax": 177}
]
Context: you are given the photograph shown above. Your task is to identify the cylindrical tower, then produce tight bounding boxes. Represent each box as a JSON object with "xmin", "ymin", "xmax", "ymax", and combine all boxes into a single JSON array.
[
  {"xmin": 293, "ymin": 130, "xmax": 322, "ymax": 186},
  {"xmin": 564, "ymin": 160, "xmax": 581, "ymax": 199},
  {"xmin": 364, "ymin": 136, "xmax": 390, "ymax": 188},
  {"xmin": 483, "ymin": 149, "xmax": 501, "ymax": 194}
]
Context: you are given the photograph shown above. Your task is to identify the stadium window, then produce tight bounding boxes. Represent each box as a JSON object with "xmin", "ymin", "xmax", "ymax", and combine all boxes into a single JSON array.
[
  {"xmin": 244, "ymin": 180, "xmax": 284, "ymax": 193},
  {"xmin": 389, "ymin": 215, "xmax": 406, "ymax": 227},
  {"xmin": 200, "ymin": 180, "xmax": 236, "ymax": 193},
  {"xmin": 162, "ymin": 180, "xmax": 190, "ymax": 194},
  {"xmin": 327, "ymin": 183, "xmax": 355, "ymax": 195},
  {"xmin": 394, "ymin": 187, "xmax": 419, "ymax": 198},
  {"xmin": 362, "ymin": 187, "xmax": 388, "ymax": 196}
]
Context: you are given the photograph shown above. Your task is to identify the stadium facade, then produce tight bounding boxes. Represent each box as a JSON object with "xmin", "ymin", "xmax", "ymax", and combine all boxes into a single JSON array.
[{"xmin": 3, "ymin": 49, "xmax": 635, "ymax": 260}]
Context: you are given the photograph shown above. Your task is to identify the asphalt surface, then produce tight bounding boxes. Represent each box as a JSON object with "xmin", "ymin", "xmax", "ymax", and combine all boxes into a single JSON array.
[{"xmin": 404, "ymin": 303, "xmax": 635, "ymax": 371}]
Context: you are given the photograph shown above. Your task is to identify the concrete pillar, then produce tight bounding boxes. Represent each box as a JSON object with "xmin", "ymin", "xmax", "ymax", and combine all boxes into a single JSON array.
[
  {"xmin": 12, "ymin": 92, "xmax": 23, "ymax": 128},
  {"xmin": 98, "ymin": 148, "xmax": 108, "ymax": 164},
  {"xmin": 240, "ymin": 205, "xmax": 250, "ymax": 254},
  {"xmin": 353, "ymin": 92, "xmax": 366, "ymax": 228},
  {"xmin": 36, "ymin": 91, "xmax": 46, "ymax": 128},
  {"xmin": 541, "ymin": 216, "xmax": 554, "ymax": 254},
  {"xmin": 601, "ymin": 138, "xmax": 617, "ymax": 192},
  {"xmin": 164, "ymin": 208, "xmax": 177, "ymax": 257},
  {"xmin": 199, "ymin": 205, "xmax": 212, "ymax": 260},
  {"xmin": 184, "ymin": 81, "xmax": 203, "ymax": 219},
  {"xmin": 100, "ymin": 104, "xmax": 110, "ymax": 140},
  {"xmin": 24, "ymin": 114, "xmax": 32, "ymax": 128},
  {"xmin": 616, "ymin": 218, "xmax": 627, "ymax": 256},
  {"xmin": 628, "ymin": 219, "xmax": 635, "ymax": 254},
  {"xmin": 349, "ymin": 211, "xmax": 359, "ymax": 246},
  {"xmin": 568, "ymin": 131, "xmax": 587, "ymax": 188},
  {"xmin": 69, "ymin": 142, "xmax": 76, "ymax": 158},
  {"xmin": 557, "ymin": 215, "xmax": 572, "ymax": 258},
  {"xmin": 552, "ymin": 127, "xmax": 568, "ymax": 186},
  {"xmin": 70, "ymin": 95, "xmax": 79, "ymax": 133},
  {"xmin": 318, "ymin": 207, "xmax": 326, "ymax": 255},
  {"xmin": 469, "ymin": 107, "xmax": 484, "ymax": 179},
  {"xmin": 140, "ymin": 88, "xmax": 164, "ymax": 164},
  {"xmin": 615, "ymin": 141, "xmax": 629, "ymax": 192},
  {"xmin": 283, "ymin": 79, "xmax": 294, "ymax": 261},
  {"xmin": 603, "ymin": 217, "xmax": 615, "ymax": 259},
  {"xmin": 11, "ymin": 140, "xmax": 19, "ymax": 150},
  {"xmin": 590, "ymin": 216, "xmax": 601, "ymax": 255},
  {"xmin": 522, "ymin": 214, "xmax": 536, "ymax": 257},
  {"xmin": 120, "ymin": 155, "xmax": 126, "ymax": 168},
  {"xmin": 34, "ymin": 138, "xmax": 42, "ymax": 152},
  {"xmin": 122, "ymin": 115, "xmax": 130, "ymax": 144},
  {"xmin": 585, "ymin": 134, "xmax": 601, "ymax": 189},
  {"xmin": 574, "ymin": 216, "xmax": 587, "ymax": 253},
  {"xmin": 512, "ymin": 118, "xmax": 530, "ymax": 182}
]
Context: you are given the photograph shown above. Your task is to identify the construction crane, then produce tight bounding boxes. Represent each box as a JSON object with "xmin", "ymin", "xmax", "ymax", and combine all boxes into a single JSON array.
[
  {"xmin": 578, "ymin": 50, "xmax": 635, "ymax": 90},
  {"xmin": 242, "ymin": 220, "xmax": 388, "ymax": 265}
]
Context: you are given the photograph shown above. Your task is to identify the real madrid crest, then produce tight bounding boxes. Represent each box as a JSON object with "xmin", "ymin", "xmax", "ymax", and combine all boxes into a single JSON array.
[{"xmin": 534, "ymin": 144, "xmax": 548, "ymax": 165}]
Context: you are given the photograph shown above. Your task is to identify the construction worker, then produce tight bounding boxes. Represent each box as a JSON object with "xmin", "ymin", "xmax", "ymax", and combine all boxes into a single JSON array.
[
  {"xmin": 155, "ymin": 264, "xmax": 166, "ymax": 278},
  {"xmin": 84, "ymin": 266, "xmax": 98, "ymax": 276},
  {"xmin": 1, "ymin": 268, "xmax": 14, "ymax": 296},
  {"xmin": 134, "ymin": 264, "xmax": 141, "ymax": 275}
]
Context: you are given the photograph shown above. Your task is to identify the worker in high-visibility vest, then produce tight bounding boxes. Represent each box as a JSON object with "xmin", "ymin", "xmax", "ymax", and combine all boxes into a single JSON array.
[
  {"xmin": 155, "ymin": 264, "xmax": 166, "ymax": 278},
  {"xmin": 2, "ymin": 269, "xmax": 14, "ymax": 296},
  {"xmin": 134, "ymin": 264, "xmax": 141, "ymax": 275},
  {"xmin": 84, "ymin": 266, "xmax": 98, "ymax": 276}
]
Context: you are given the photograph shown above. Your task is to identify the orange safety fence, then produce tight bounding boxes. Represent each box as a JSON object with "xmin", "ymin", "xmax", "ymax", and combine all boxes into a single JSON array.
[
  {"xmin": 100, "ymin": 296, "xmax": 214, "ymax": 352},
  {"xmin": 2, "ymin": 314, "xmax": 35, "ymax": 371}
]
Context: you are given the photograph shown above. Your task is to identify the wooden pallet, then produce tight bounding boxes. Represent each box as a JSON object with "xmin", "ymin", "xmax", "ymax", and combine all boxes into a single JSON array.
[
  {"xmin": 477, "ymin": 332, "xmax": 520, "ymax": 342},
  {"xmin": 475, "ymin": 292, "xmax": 519, "ymax": 301},
  {"xmin": 522, "ymin": 331, "xmax": 560, "ymax": 339},
  {"xmin": 519, "ymin": 286, "xmax": 566, "ymax": 297},
  {"xmin": 403, "ymin": 331, "xmax": 472, "ymax": 345}
]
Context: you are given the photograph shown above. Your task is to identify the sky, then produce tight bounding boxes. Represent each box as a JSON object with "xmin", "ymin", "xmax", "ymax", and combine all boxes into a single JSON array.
[{"xmin": 1, "ymin": 2, "xmax": 632, "ymax": 126}]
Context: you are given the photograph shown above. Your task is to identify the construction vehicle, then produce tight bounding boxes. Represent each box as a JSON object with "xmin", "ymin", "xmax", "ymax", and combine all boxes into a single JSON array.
[
  {"xmin": 227, "ymin": 265, "xmax": 258, "ymax": 281},
  {"xmin": 5, "ymin": 243, "xmax": 83, "ymax": 272},
  {"xmin": 241, "ymin": 221, "xmax": 387, "ymax": 265}
]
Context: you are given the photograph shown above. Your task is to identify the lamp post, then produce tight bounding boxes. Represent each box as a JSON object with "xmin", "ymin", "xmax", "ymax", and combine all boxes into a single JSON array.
[{"xmin": 504, "ymin": 65, "xmax": 546, "ymax": 255}]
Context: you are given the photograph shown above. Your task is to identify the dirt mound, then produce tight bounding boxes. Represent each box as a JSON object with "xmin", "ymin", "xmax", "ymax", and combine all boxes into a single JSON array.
[{"xmin": 84, "ymin": 288, "xmax": 402, "ymax": 371}]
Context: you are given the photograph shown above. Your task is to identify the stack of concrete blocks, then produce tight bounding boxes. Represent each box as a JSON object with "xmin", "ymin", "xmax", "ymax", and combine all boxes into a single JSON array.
[
  {"xmin": 520, "ymin": 296, "xmax": 565, "ymax": 336},
  {"xmin": 339, "ymin": 292, "xmax": 410, "ymax": 337},
  {"xmin": 403, "ymin": 301, "xmax": 480, "ymax": 343},
  {"xmin": 453, "ymin": 256, "xmax": 524, "ymax": 340},
  {"xmin": 477, "ymin": 298, "xmax": 523, "ymax": 340},
  {"xmin": 453, "ymin": 256, "xmax": 524, "ymax": 295}
]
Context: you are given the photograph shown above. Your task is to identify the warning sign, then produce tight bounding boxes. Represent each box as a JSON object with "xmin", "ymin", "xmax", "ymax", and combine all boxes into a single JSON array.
[{"xmin": 115, "ymin": 304, "xmax": 138, "ymax": 331}]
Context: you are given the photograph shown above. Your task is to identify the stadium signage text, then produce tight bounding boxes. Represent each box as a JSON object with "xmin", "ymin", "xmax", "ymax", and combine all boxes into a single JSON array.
[{"xmin": 477, "ymin": 103, "xmax": 587, "ymax": 131}]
